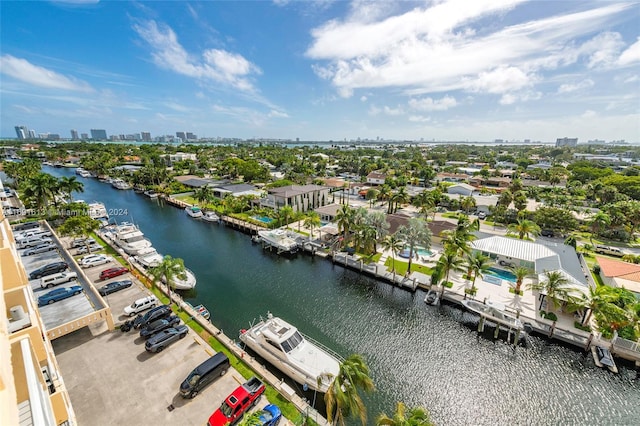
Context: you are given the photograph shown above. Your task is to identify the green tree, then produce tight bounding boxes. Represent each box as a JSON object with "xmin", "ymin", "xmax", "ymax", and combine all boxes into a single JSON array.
[
  {"xmin": 511, "ymin": 266, "xmax": 533, "ymax": 294},
  {"xmin": 58, "ymin": 176, "xmax": 84, "ymax": 203},
  {"xmin": 193, "ymin": 185, "xmax": 213, "ymax": 207},
  {"xmin": 382, "ymin": 234, "xmax": 404, "ymax": 275},
  {"xmin": 437, "ymin": 248, "xmax": 465, "ymax": 297},
  {"xmin": 304, "ymin": 212, "xmax": 322, "ymax": 240},
  {"xmin": 588, "ymin": 211, "xmax": 611, "ymax": 244},
  {"xmin": 465, "ymin": 251, "xmax": 492, "ymax": 292},
  {"xmin": 528, "ymin": 271, "xmax": 579, "ymax": 311},
  {"xmin": 335, "ymin": 205, "xmax": 355, "ymax": 248},
  {"xmin": 507, "ymin": 219, "xmax": 541, "ymax": 240},
  {"xmin": 376, "ymin": 402, "xmax": 434, "ymax": 426},
  {"xmin": 22, "ymin": 172, "xmax": 59, "ymax": 214},
  {"xmin": 325, "ymin": 354, "xmax": 375, "ymax": 426},
  {"xmin": 58, "ymin": 215, "xmax": 101, "ymax": 252},
  {"xmin": 149, "ymin": 255, "xmax": 187, "ymax": 307},
  {"xmin": 278, "ymin": 205, "xmax": 294, "ymax": 228},
  {"xmin": 396, "ymin": 218, "xmax": 432, "ymax": 276}
]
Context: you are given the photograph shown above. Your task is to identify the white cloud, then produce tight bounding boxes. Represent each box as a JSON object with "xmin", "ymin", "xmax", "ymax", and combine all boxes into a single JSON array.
[
  {"xmin": 623, "ymin": 74, "xmax": 639, "ymax": 83},
  {"xmin": 383, "ymin": 105, "xmax": 404, "ymax": 116},
  {"xmin": 360, "ymin": 95, "xmax": 367, "ymax": 102},
  {"xmin": 268, "ymin": 109, "xmax": 289, "ymax": 118},
  {"xmin": 368, "ymin": 105, "xmax": 381, "ymax": 116},
  {"xmin": 305, "ymin": 1, "xmax": 634, "ymax": 99},
  {"xmin": 163, "ymin": 102, "xmax": 190, "ymax": 112},
  {"xmin": 0, "ymin": 55, "xmax": 93, "ymax": 92},
  {"xmin": 499, "ymin": 90, "xmax": 541, "ymax": 105},
  {"xmin": 408, "ymin": 95, "xmax": 457, "ymax": 111},
  {"xmin": 557, "ymin": 79, "xmax": 594, "ymax": 94},
  {"xmin": 409, "ymin": 115, "xmax": 431, "ymax": 123},
  {"xmin": 618, "ymin": 37, "xmax": 640, "ymax": 66},
  {"xmin": 133, "ymin": 20, "xmax": 261, "ymax": 92},
  {"xmin": 499, "ymin": 93, "xmax": 517, "ymax": 105}
]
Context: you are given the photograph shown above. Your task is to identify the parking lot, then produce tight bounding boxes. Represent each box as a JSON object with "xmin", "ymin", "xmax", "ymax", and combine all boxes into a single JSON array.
[{"xmin": 52, "ymin": 321, "xmax": 266, "ymax": 425}]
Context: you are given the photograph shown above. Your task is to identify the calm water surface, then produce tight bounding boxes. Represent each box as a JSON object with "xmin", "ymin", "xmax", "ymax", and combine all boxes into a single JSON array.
[{"xmin": 47, "ymin": 167, "xmax": 640, "ymax": 425}]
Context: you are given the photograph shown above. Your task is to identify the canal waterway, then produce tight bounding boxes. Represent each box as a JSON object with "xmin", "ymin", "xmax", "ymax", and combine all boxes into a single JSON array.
[{"xmin": 46, "ymin": 167, "xmax": 640, "ymax": 425}]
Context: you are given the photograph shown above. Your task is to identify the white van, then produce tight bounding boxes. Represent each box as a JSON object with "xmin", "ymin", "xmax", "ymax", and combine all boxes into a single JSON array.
[
  {"xmin": 18, "ymin": 236, "xmax": 53, "ymax": 249},
  {"xmin": 40, "ymin": 272, "xmax": 78, "ymax": 288},
  {"xmin": 124, "ymin": 296, "xmax": 158, "ymax": 316}
]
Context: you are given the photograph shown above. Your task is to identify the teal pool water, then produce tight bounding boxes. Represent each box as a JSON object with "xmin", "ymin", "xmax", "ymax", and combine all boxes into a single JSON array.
[
  {"xmin": 252, "ymin": 215, "xmax": 274, "ymax": 224},
  {"xmin": 399, "ymin": 247, "xmax": 432, "ymax": 258},
  {"xmin": 486, "ymin": 267, "xmax": 517, "ymax": 282}
]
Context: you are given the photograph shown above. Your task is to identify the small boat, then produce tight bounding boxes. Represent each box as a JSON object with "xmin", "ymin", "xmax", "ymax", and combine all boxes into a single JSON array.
[
  {"xmin": 144, "ymin": 190, "xmax": 159, "ymax": 199},
  {"xmin": 111, "ymin": 179, "xmax": 132, "ymax": 190},
  {"xmin": 591, "ymin": 345, "xmax": 619, "ymax": 373},
  {"xmin": 185, "ymin": 206, "xmax": 203, "ymax": 218},
  {"xmin": 424, "ymin": 289, "xmax": 439, "ymax": 306},
  {"xmin": 186, "ymin": 302, "xmax": 210, "ymax": 320},
  {"xmin": 133, "ymin": 247, "xmax": 164, "ymax": 268},
  {"xmin": 164, "ymin": 268, "xmax": 197, "ymax": 290},
  {"xmin": 87, "ymin": 202, "xmax": 109, "ymax": 220},
  {"xmin": 202, "ymin": 211, "xmax": 220, "ymax": 222},
  {"xmin": 239, "ymin": 312, "xmax": 341, "ymax": 393}
]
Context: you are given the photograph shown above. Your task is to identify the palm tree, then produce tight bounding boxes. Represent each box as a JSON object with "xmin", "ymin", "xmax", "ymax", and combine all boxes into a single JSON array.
[
  {"xmin": 22, "ymin": 172, "xmax": 59, "ymax": 213},
  {"xmin": 304, "ymin": 212, "xmax": 322, "ymax": 240},
  {"xmin": 588, "ymin": 211, "xmax": 611, "ymax": 245},
  {"xmin": 278, "ymin": 205, "xmax": 294, "ymax": 228},
  {"xmin": 528, "ymin": 270, "xmax": 578, "ymax": 311},
  {"xmin": 382, "ymin": 234, "xmax": 404, "ymax": 275},
  {"xmin": 149, "ymin": 255, "xmax": 187, "ymax": 307},
  {"xmin": 377, "ymin": 185, "xmax": 392, "ymax": 208},
  {"xmin": 511, "ymin": 266, "xmax": 533, "ymax": 294},
  {"xmin": 396, "ymin": 218, "xmax": 432, "ymax": 276},
  {"xmin": 570, "ymin": 284, "xmax": 621, "ymax": 327},
  {"xmin": 58, "ymin": 176, "xmax": 84, "ymax": 203},
  {"xmin": 366, "ymin": 211, "xmax": 390, "ymax": 252},
  {"xmin": 325, "ymin": 354, "xmax": 375, "ymax": 426},
  {"xmin": 193, "ymin": 185, "xmax": 213, "ymax": 208},
  {"xmin": 335, "ymin": 205, "xmax": 354, "ymax": 248},
  {"xmin": 376, "ymin": 402, "xmax": 434, "ymax": 426},
  {"xmin": 460, "ymin": 196, "xmax": 476, "ymax": 214},
  {"xmin": 437, "ymin": 248, "xmax": 465, "ymax": 297},
  {"xmin": 441, "ymin": 216, "xmax": 477, "ymax": 256},
  {"xmin": 465, "ymin": 251, "xmax": 492, "ymax": 292},
  {"xmin": 507, "ymin": 219, "xmax": 541, "ymax": 240},
  {"xmin": 391, "ymin": 186, "xmax": 409, "ymax": 214}
]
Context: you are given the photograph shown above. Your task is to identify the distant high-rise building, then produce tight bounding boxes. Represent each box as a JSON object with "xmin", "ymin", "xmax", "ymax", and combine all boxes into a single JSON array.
[
  {"xmin": 14, "ymin": 126, "xmax": 28, "ymax": 140},
  {"xmin": 186, "ymin": 132, "xmax": 196, "ymax": 140},
  {"xmin": 70, "ymin": 129, "xmax": 79, "ymax": 140},
  {"xmin": 90, "ymin": 129, "xmax": 107, "ymax": 140},
  {"xmin": 176, "ymin": 131, "xmax": 186, "ymax": 140},
  {"xmin": 28, "ymin": 130, "xmax": 37, "ymax": 139},
  {"xmin": 80, "ymin": 133, "xmax": 89, "ymax": 140},
  {"xmin": 141, "ymin": 132, "xmax": 151, "ymax": 142},
  {"xmin": 556, "ymin": 137, "xmax": 578, "ymax": 147}
]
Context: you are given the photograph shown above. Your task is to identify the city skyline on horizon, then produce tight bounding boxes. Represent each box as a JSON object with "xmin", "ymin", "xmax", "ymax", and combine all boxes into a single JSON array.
[{"xmin": 1, "ymin": 1, "xmax": 639, "ymax": 142}]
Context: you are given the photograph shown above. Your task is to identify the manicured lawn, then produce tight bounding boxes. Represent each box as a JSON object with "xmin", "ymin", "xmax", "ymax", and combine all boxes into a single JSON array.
[{"xmin": 384, "ymin": 257, "xmax": 433, "ymax": 276}]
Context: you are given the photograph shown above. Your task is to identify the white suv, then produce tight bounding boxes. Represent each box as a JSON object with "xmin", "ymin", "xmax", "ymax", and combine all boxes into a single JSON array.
[
  {"xmin": 40, "ymin": 272, "xmax": 78, "ymax": 288},
  {"xmin": 80, "ymin": 254, "xmax": 112, "ymax": 268},
  {"xmin": 124, "ymin": 296, "xmax": 158, "ymax": 316}
]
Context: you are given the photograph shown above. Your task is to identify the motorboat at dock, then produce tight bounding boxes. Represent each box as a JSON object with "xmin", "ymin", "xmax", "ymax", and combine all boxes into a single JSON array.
[
  {"xmin": 202, "ymin": 211, "xmax": 220, "ymax": 223},
  {"xmin": 109, "ymin": 222, "xmax": 153, "ymax": 255},
  {"xmin": 591, "ymin": 345, "xmax": 619, "ymax": 373},
  {"xmin": 163, "ymin": 267, "xmax": 197, "ymax": 290},
  {"xmin": 133, "ymin": 246, "xmax": 164, "ymax": 268},
  {"xmin": 111, "ymin": 178, "xmax": 132, "ymax": 190},
  {"xmin": 256, "ymin": 229, "xmax": 299, "ymax": 254},
  {"xmin": 239, "ymin": 312, "xmax": 341, "ymax": 393},
  {"xmin": 185, "ymin": 206, "xmax": 203, "ymax": 218},
  {"xmin": 87, "ymin": 202, "xmax": 109, "ymax": 220}
]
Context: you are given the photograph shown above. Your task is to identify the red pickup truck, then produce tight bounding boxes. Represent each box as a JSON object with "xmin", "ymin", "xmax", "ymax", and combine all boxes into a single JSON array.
[{"xmin": 208, "ymin": 377, "xmax": 266, "ymax": 426}]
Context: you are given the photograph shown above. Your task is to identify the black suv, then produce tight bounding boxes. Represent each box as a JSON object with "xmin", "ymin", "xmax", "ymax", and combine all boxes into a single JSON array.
[
  {"xmin": 29, "ymin": 262, "xmax": 68, "ymax": 280},
  {"xmin": 98, "ymin": 280, "xmax": 133, "ymax": 296},
  {"xmin": 541, "ymin": 229, "xmax": 555, "ymax": 237},
  {"xmin": 121, "ymin": 305, "xmax": 172, "ymax": 332}
]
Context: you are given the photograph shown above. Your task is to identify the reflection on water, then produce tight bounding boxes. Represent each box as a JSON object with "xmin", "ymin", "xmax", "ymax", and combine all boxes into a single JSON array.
[{"xmin": 45, "ymin": 167, "xmax": 640, "ymax": 425}]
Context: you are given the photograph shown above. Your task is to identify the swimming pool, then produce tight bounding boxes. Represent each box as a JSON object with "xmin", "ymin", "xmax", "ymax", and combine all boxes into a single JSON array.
[
  {"xmin": 398, "ymin": 247, "xmax": 432, "ymax": 258},
  {"xmin": 252, "ymin": 215, "xmax": 274, "ymax": 224},
  {"xmin": 486, "ymin": 267, "xmax": 517, "ymax": 282}
]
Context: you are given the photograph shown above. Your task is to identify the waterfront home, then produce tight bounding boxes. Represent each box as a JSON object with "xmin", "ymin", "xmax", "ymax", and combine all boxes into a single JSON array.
[
  {"xmin": 596, "ymin": 256, "xmax": 640, "ymax": 298},
  {"xmin": 313, "ymin": 203, "xmax": 342, "ymax": 222},
  {"xmin": 212, "ymin": 183, "xmax": 263, "ymax": 199},
  {"xmin": 259, "ymin": 184, "xmax": 330, "ymax": 213}
]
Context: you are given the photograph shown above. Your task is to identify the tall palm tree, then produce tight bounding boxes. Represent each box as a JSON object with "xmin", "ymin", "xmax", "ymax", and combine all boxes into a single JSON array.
[
  {"xmin": 460, "ymin": 196, "xmax": 476, "ymax": 214},
  {"xmin": 528, "ymin": 270, "xmax": 578, "ymax": 311},
  {"xmin": 376, "ymin": 402, "xmax": 434, "ymax": 426},
  {"xmin": 396, "ymin": 218, "xmax": 432, "ymax": 276},
  {"xmin": 149, "ymin": 255, "xmax": 187, "ymax": 307},
  {"xmin": 193, "ymin": 185, "xmax": 213, "ymax": 207},
  {"xmin": 366, "ymin": 211, "xmax": 390, "ymax": 252},
  {"xmin": 325, "ymin": 354, "xmax": 375, "ymax": 426},
  {"xmin": 437, "ymin": 248, "xmax": 465, "ymax": 297},
  {"xmin": 58, "ymin": 176, "xmax": 84, "ymax": 203},
  {"xmin": 441, "ymin": 216, "xmax": 477, "ymax": 256},
  {"xmin": 335, "ymin": 205, "xmax": 354, "ymax": 248},
  {"xmin": 570, "ymin": 284, "xmax": 621, "ymax": 327},
  {"xmin": 392, "ymin": 186, "xmax": 410, "ymax": 214},
  {"xmin": 377, "ymin": 185, "xmax": 392, "ymax": 208},
  {"xmin": 382, "ymin": 234, "xmax": 404, "ymax": 274},
  {"xmin": 304, "ymin": 211, "xmax": 322, "ymax": 240},
  {"xmin": 278, "ymin": 205, "xmax": 294, "ymax": 228},
  {"xmin": 22, "ymin": 172, "xmax": 59, "ymax": 213},
  {"xmin": 588, "ymin": 211, "xmax": 611, "ymax": 245},
  {"xmin": 465, "ymin": 251, "xmax": 492, "ymax": 292},
  {"xmin": 511, "ymin": 266, "xmax": 533, "ymax": 294},
  {"xmin": 507, "ymin": 219, "xmax": 541, "ymax": 240}
]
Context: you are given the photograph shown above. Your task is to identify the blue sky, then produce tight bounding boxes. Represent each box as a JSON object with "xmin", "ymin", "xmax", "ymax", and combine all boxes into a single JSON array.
[{"xmin": 1, "ymin": 0, "xmax": 639, "ymax": 142}]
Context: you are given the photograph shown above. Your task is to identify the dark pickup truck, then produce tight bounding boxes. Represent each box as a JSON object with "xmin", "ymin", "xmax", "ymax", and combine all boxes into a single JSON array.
[{"xmin": 208, "ymin": 377, "xmax": 266, "ymax": 426}]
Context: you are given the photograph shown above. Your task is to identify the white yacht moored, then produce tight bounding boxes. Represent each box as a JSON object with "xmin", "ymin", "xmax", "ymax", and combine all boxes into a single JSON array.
[
  {"xmin": 185, "ymin": 206, "xmax": 203, "ymax": 218},
  {"xmin": 239, "ymin": 312, "xmax": 341, "ymax": 393},
  {"xmin": 256, "ymin": 229, "xmax": 299, "ymax": 253},
  {"xmin": 87, "ymin": 202, "xmax": 109, "ymax": 220},
  {"xmin": 109, "ymin": 223, "xmax": 153, "ymax": 255},
  {"xmin": 133, "ymin": 247, "xmax": 164, "ymax": 268},
  {"xmin": 202, "ymin": 211, "xmax": 220, "ymax": 223},
  {"xmin": 111, "ymin": 178, "xmax": 132, "ymax": 190},
  {"xmin": 164, "ymin": 268, "xmax": 197, "ymax": 290}
]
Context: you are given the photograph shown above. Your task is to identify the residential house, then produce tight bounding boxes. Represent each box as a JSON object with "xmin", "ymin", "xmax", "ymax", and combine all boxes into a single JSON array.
[
  {"xmin": 260, "ymin": 184, "xmax": 330, "ymax": 213},
  {"xmin": 596, "ymin": 257, "xmax": 640, "ymax": 298},
  {"xmin": 366, "ymin": 171, "xmax": 386, "ymax": 186},
  {"xmin": 447, "ymin": 183, "xmax": 476, "ymax": 197}
]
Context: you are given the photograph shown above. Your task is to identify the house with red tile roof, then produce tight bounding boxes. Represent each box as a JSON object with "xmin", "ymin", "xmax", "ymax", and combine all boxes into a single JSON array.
[{"xmin": 596, "ymin": 256, "xmax": 640, "ymax": 296}]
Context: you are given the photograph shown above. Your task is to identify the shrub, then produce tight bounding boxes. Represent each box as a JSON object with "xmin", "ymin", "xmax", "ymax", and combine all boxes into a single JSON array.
[
  {"xmin": 592, "ymin": 264, "xmax": 601, "ymax": 275},
  {"xmin": 543, "ymin": 312, "xmax": 558, "ymax": 321},
  {"xmin": 443, "ymin": 281, "xmax": 454, "ymax": 288},
  {"xmin": 464, "ymin": 288, "xmax": 477, "ymax": 296},
  {"xmin": 574, "ymin": 321, "xmax": 591, "ymax": 332}
]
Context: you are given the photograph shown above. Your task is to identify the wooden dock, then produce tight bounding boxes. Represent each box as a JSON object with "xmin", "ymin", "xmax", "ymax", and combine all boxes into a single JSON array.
[{"xmin": 221, "ymin": 216, "xmax": 265, "ymax": 235}]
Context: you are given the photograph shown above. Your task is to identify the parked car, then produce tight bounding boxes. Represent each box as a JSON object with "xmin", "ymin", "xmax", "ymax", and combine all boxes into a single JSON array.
[
  {"xmin": 98, "ymin": 280, "xmax": 133, "ymax": 296},
  {"xmin": 124, "ymin": 295, "xmax": 158, "ymax": 316},
  {"xmin": 22, "ymin": 242, "xmax": 56, "ymax": 256},
  {"xmin": 80, "ymin": 254, "xmax": 111, "ymax": 268},
  {"xmin": 139, "ymin": 315, "xmax": 180, "ymax": 339},
  {"xmin": 29, "ymin": 262, "xmax": 68, "ymax": 280},
  {"xmin": 40, "ymin": 272, "xmax": 78, "ymax": 288},
  {"xmin": 99, "ymin": 266, "xmax": 129, "ymax": 280},
  {"xmin": 13, "ymin": 221, "xmax": 40, "ymax": 232},
  {"xmin": 38, "ymin": 285, "xmax": 83, "ymax": 306},
  {"xmin": 144, "ymin": 325, "xmax": 188, "ymax": 352},
  {"xmin": 180, "ymin": 352, "xmax": 230, "ymax": 398},
  {"xmin": 477, "ymin": 211, "xmax": 487, "ymax": 219},
  {"xmin": 131, "ymin": 305, "xmax": 172, "ymax": 330},
  {"xmin": 208, "ymin": 377, "xmax": 266, "ymax": 426},
  {"xmin": 75, "ymin": 243, "xmax": 102, "ymax": 254},
  {"xmin": 541, "ymin": 229, "xmax": 555, "ymax": 237},
  {"xmin": 71, "ymin": 237, "xmax": 95, "ymax": 248},
  {"xmin": 17, "ymin": 236, "xmax": 53, "ymax": 249},
  {"xmin": 594, "ymin": 245, "xmax": 624, "ymax": 257},
  {"xmin": 259, "ymin": 404, "xmax": 282, "ymax": 426}
]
